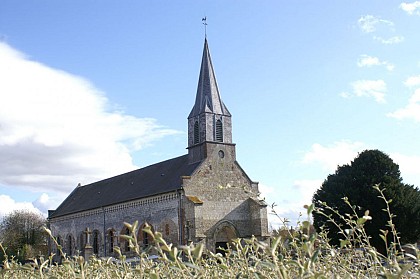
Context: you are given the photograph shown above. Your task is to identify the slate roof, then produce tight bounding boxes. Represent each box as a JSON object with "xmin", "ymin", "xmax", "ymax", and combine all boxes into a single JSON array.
[{"xmin": 49, "ymin": 155, "xmax": 201, "ymax": 218}]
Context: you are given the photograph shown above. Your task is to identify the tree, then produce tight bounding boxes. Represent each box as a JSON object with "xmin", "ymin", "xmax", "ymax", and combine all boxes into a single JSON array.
[
  {"xmin": 312, "ymin": 149, "xmax": 420, "ymax": 252},
  {"xmin": 0, "ymin": 210, "xmax": 48, "ymax": 261}
]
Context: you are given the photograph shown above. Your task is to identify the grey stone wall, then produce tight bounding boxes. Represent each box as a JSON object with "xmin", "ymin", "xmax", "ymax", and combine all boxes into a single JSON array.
[
  {"xmin": 49, "ymin": 192, "xmax": 181, "ymax": 258},
  {"xmin": 183, "ymin": 142, "xmax": 268, "ymax": 251}
]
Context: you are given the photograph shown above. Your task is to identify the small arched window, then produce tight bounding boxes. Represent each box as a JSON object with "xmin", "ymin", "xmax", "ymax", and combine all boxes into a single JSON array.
[
  {"xmin": 109, "ymin": 231, "xmax": 114, "ymax": 253},
  {"xmin": 67, "ymin": 235, "xmax": 73, "ymax": 256},
  {"xmin": 165, "ymin": 224, "xmax": 170, "ymax": 236},
  {"xmin": 56, "ymin": 236, "xmax": 61, "ymax": 254},
  {"xmin": 215, "ymin": 119, "xmax": 223, "ymax": 142},
  {"xmin": 124, "ymin": 227, "xmax": 130, "ymax": 252},
  {"xmin": 143, "ymin": 231, "xmax": 149, "ymax": 246},
  {"xmin": 194, "ymin": 121, "xmax": 199, "ymax": 144},
  {"xmin": 93, "ymin": 231, "xmax": 99, "ymax": 254},
  {"xmin": 79, "ymin": 232, "xmax": 85, "ymax": 251}
]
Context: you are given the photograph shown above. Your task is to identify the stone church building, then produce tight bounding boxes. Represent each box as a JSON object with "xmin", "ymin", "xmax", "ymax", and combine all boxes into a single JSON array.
[{"xmin": 48, "ymin": 38, "xmax": 268, "ymax": 258}]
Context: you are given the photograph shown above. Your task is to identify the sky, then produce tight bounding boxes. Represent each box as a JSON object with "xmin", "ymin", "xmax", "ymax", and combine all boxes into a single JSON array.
[{"xmin": 1, "ymin": 1, "xmax": 420, "ymax": 228}]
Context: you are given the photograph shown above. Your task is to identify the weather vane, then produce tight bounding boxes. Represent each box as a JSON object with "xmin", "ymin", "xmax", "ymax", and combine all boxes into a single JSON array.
[{"xmin": 202, "ymin": 16, "xmax": 207, "ymax": 37}]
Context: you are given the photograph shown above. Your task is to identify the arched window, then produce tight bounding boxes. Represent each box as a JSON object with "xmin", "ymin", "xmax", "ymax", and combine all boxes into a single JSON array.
[
  {"xmin": 79, "ymin": 232, "xmax": 85, "ymax": 251},
  {"xmin": 194, "ymin": 121, "xmax": 199, "ymax": 144},
  {"xmin": 215, "ymin": 119, "xmax": 223, "ymax": 142},
  {"xmin": 56, "ymin": 236, "xmax": 61, "ymax": 254},
  {"xmin": 108, "ymin": 230, "xmax": 114, "ymax": 253},
  {"xmin": 143, "ymin": 231, "xmax": 149, "ymax": 246},
  {"xmin": 124, "ymin": 227, "xmax": 130, "ymax": 252},
  {"xmin": 67, "ymin": 235, "xmax": 73, "ymax": 256},
  {"xmin": 93, "ymin": 231, "xmax": 99, "ymax": 254},
  {"xmin": 165, "ymin": 224, "xmax": 170, "ymax": 236},
  {"xmin": 138, "ymin": 223, "xmax": 154, "ymax": 248},
  {"xmin": 160, "ymin": 219, "xmax": 178, "ymax": 245}
]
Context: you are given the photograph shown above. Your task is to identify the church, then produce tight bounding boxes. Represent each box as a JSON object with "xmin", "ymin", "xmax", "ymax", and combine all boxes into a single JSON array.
[{"xmin": 48, "ymin": 38, "xmax": 268, "ymax": 258}]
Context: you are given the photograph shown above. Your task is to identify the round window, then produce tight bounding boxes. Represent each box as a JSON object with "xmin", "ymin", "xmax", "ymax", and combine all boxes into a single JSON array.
[{"xmin": 218, "ymin": 150, "xmax": 225, "ymax": 158}]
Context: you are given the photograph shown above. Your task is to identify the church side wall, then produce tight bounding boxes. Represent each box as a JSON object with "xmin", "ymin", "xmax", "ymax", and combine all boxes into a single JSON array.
[{"xmin": 49, "ymin": 191, "xmax": 180, "ymax": 258}]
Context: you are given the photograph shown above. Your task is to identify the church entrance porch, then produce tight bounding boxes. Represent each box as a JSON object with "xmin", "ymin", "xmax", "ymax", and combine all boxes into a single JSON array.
[{"xmin": 212, "ymin": 221, "xmax": 238, "ymax": 255}]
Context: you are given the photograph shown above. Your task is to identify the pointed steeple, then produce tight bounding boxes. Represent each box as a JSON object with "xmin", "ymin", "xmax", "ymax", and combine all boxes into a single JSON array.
[
  {"xmin": 187, "ymin": 38, "xmax": 235, "ymax": 164},
  {"xmin": 189, "ymin": 38, "xmax": 231, "ymax": 118}
]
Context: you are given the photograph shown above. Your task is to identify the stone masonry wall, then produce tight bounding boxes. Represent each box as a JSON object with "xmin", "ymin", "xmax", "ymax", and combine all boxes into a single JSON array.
[
  {"xmin": 182, "ymin": 142, "xmax": 267, "ymax": 250},
  {"xmin": 49, "ymin": 192, "xmax": 181, "ymax": 258}
]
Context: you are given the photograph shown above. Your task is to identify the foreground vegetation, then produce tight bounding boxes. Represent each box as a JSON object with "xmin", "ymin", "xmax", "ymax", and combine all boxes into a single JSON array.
[{"xmin": 1, "ymin": 191, "xmax": 419, "ymax": 278}]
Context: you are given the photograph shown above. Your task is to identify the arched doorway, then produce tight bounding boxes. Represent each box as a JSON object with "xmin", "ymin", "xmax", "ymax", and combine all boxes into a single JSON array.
[{"xmin": 213, "ymin": 221, "xmax": 238, "ymax": 255}]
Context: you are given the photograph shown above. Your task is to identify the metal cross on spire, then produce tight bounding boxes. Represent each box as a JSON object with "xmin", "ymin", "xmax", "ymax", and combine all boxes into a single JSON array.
[{"xmin": 202, "ymin": 16, "xmax": 207, "ymax": 37}]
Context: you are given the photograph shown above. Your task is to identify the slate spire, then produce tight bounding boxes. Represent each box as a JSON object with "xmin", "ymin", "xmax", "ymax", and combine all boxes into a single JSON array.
[
  {"xmin": 188, "ymin": 38, "xmax": 231, "ymax": 118},
  {"xmin": 187, "ymin": 38, "xmax": 234, "ymax": 163}
]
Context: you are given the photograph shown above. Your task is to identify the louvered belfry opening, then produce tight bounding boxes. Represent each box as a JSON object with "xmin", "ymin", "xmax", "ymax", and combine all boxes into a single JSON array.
[
  {"xmin": 215, "ymin": 119, "xmax": 223, "ymax": 142},
  {"xmin": 194, "ymin": 121, "xmax": 199, "ymax": 144}
]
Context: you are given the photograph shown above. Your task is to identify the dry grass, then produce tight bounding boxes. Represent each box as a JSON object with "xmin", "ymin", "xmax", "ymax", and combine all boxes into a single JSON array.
[{"xmin": 0, "ymin": 186, "xmax": 418, "ymax": 278}]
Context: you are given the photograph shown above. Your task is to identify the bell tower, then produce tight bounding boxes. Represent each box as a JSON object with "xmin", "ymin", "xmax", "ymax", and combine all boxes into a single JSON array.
[{"xmin": 187, "ymin": 38, "xmax": 235, "ymax": 164}]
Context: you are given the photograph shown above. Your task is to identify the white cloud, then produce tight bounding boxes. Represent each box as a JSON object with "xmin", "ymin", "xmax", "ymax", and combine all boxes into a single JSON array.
[
  {"xmin": 293, "ymin": 179, "xmax": 323, "ymax": 205},
  {"xmin": 373, "ymin": 35, "xmax": 404, "ymax": 45},
  {"xmin": 32, "ymin": 193, "xmax": 63, "ymax": 215},
  {"xmin": 358, "ymin": 15, "xmax": 394, "ymax": 33},
  {"xmin": 400, "ymin": 1, "xmax": 420, "ymax": 15},
  {"xmin": 357, "ymin": 55, "xmax": 395, "ymax": 71},
  {"xmin": 357, "ymin": 55, "xmax": 380, "ymax": 67},
  {"xmin": 404, "ymin": 74, "xmax": 420, "ymax": 87},
  {"xmin": 339, "ymin": 92, "xmax": 351, "ymax": 99},
  {"xmin": 358, "ymin": 15, "xmax": 403, "ymax": 45},
  {"xmin": 388, "ymin": 88, "xmax": 420, "ymax": 122},
  {"xmin": 258, "ymin": 183, "xmax": 274, "ymax": 199},
  {"xmin": 0, "ymin": 42, "xmax": 180, "ymax": 193},
  {"xmin": 390, "ymin": 153, "xmax": 420, "ymax": 179},
  {"xmin": 389, "ymin": 152, "xmax": 420, "ymax": 187},
  {"xmin": 302, "ymin": 140, "xmax": 366, "ymax": 172},
  {"xmin": 269, "ymin": 202, "xmax": 306, "ymax": 229},
  {"xmin": 342, "ymin": 80, "xmax": 387, "ymax": 103},
  {"xmin": 353, "ymin": 79, "xmax": 387, "ymax": 103},
  {"xmin": 270, "ymin": 193, "xmax": 321, "ymax": 229},
  {"xmin": 388, "ymin": 75, "xmax": 420, "ymax": 122},
  {"xmin": 262, "ymin": 180, "xmax": 320, "ymax": 229},
  {"xmin": 0, "ymin": 195, "xmax": 42, "ymax": 218}
]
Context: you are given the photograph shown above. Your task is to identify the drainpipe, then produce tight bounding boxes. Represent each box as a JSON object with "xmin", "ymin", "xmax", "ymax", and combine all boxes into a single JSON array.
[
  {"xmin": 178, "ymin": 189, "xmax": 183, "ymax": 245},
  {"xmin": 102, "ymin": 207, "xmax": 106, "ymax": 257}
]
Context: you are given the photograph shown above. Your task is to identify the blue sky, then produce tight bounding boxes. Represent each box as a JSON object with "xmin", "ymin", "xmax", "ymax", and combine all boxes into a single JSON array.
[{"xmin": 1, "ymin": 1, "xmax": 420, "ymax": 227}]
